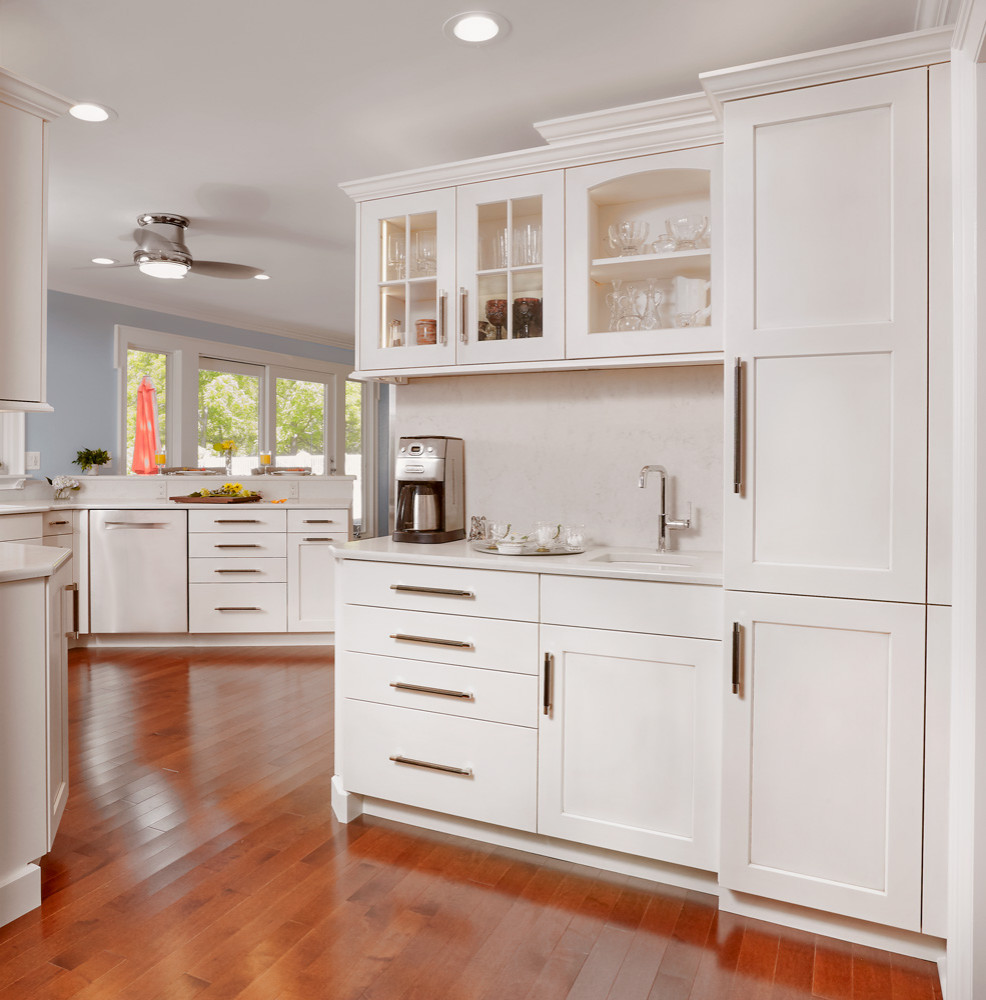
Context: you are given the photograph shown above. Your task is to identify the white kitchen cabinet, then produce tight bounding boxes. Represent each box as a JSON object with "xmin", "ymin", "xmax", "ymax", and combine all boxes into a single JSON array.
[
  {"xmin": 0, "ymin": 72, "xmax": 69, "ymax": 411},
  {"xmin": 455, "ymin": 171, "xmax": 564, "ymax": 364},
  {"xmin": 565, "ymin": 145, "xmax": 720, "ymax": 360},
  {"xmin": 723, "ymin": 69, "xmax": 929, "ymax": 603},
  {"xmin": 358, "ymin": 189, "xmax": 457, "ymax": 371},
  {"xmin": 286, "ymin": 530, "xmax": 347, "ymax": 632},
  {"xmin": 46, "ymin": 556, "xmax": 72, "ymax": 848},
  {"xmin": 720, "ymin": 591, "xmax": 925, "ymax": 931},
  {"xmin": 539, "ymin": 624, "xmax": 720, "ymax": 870}
]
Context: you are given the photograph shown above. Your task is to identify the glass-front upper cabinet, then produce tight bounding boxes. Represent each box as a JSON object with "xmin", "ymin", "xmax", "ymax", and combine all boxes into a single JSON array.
[
  {"xmin": 455, "ymin": 172, "xmax": 564, "ymax": 365},
  {"xmin": 565, "ymin": 146, "xmax": 721, "ymax": 360},
  {"xmin": 358, "ymin": 189, "xmax": 456, "ymax": 371}
]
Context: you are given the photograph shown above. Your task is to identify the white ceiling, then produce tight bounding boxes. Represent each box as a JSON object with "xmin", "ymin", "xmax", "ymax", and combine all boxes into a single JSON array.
[{"xmin": 0, "ymin": 0, "xmax": 942, "ymax": 347}]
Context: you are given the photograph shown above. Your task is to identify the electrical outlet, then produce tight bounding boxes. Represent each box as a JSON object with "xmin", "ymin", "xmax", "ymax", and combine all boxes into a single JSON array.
[{"xmin": 25, "ymin": 452, "xmax": 40, "ymax": 470}]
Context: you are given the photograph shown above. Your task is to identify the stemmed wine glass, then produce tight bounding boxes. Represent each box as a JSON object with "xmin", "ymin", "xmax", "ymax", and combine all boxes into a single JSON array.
[{"xmin": 485, "ymin": 298, "xmax": 508, "ymax": 340}]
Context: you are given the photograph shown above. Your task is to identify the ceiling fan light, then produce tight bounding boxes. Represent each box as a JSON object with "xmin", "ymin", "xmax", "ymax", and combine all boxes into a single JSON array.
[{"xmin": 136, "ymin": 256, "xmax": 189, "ymax": 279}]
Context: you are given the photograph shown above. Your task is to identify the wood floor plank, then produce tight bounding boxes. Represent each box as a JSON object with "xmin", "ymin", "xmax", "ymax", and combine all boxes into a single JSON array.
[{"xmin": 0, "ymin": 646, "xmax": 944, "ymax": 1000}]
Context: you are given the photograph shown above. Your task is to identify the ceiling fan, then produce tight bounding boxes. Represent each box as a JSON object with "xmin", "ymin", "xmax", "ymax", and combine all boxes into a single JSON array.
[{"xmin": 128, "ymin": 213, "xmax": 265, "ymax": 280}]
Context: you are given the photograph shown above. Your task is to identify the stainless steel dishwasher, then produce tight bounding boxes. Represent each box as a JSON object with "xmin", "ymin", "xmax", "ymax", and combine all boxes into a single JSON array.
[{"xmin": 89, "ymin": 509, "xmax": 188, "ymax": 633}]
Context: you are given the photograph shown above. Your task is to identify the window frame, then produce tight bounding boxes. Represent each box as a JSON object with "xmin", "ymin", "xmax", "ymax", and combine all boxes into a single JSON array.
[
  {"xmin": 0, "ymin": 411, "xmax": 27, "ymax": 486},
  {"xmin": 115, "ymin": 326, "xmax": 353, "ymax": 478}
]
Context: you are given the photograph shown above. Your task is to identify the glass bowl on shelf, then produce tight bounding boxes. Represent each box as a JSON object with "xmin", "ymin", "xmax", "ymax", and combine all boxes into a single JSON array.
[
  {"xmin": 607, "ymin": 220, "xmax": 649, "ymax": 256},
  {"xmin": 666, "ymin": 215, "xmax": 709, "ymax": 251}
]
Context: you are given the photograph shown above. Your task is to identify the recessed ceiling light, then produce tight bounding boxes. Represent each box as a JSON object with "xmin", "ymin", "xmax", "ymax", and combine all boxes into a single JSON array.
[
  {"xmin": 91, "ymin": 257, "xmax": 117, "ymax": 265},
  {"xmin": 443, "ymin": 11, "xmax": 510, "ymax": 44},
  {"xmin": 69, "ymin": 102, "xmax": 116, "ymax": 123},
  {"xmin": 253, "ymin": 273, "xmax": 270, "ymax": 280}
]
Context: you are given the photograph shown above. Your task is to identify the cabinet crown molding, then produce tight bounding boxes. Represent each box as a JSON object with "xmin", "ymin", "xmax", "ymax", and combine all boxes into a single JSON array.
[
  {"xmin": 700, "ymin": 26, "xmax": 953, "ymax": 115},
  {"xmin": 0, "ymin": 67, "xmax": 72, "ymax": 120}
]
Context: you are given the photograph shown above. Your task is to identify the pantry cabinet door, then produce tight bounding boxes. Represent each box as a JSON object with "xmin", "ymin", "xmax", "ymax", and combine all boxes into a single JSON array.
[
  {"xmin": 720, "ymin": 592, "xmax": 925, "ymax": 931},
  {"xmin": 455, "ymin": 171, "xmax": 565, "ymax": 365},
  {"xmin": 723, "ymin": 69, "xmax": 928, "ymax": 603},
  {"xmin": 538, "ymin": 624, "xmax": 721, "ymax": 870},
  {"xmin": 357, "ymin": 189, "xmax": 457, "ymax": 371}
]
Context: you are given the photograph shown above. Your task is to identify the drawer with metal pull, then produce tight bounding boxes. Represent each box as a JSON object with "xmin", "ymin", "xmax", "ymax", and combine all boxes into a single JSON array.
[
  {"xmin": 42, "ymin": 515, "xmax": 73, "ymax": 538},
  {"xmin": 342, "ymin": 559, "xmax": 538, "ymax": 621},
  {"xmin": 287, "ymin": 509, "xmax": 350, "ymax": 534},
  {"xmin": 188, "ymin": 557, "xmax": 287, "ymax": 584},
  {"xmin": 188, "ymin": 583, "xmax": 286, "ymax": 633},
  {"xmin": 341, "ymin": 652, "xmax": 538, "ymax": 727},
  {"xmin": 188, "ymin": 509, "xmax": 286, "ymax": 533},
  {"xmin": 342, "ymin": 699, "xmax": 537, "ymax": 832},
  {"xmin": 342, "ymin": 604, "xmax": 538, "ymax": 673},
  {"xmin": 188, "ymin": 532, "xmax": 286, "ymax": 559}
]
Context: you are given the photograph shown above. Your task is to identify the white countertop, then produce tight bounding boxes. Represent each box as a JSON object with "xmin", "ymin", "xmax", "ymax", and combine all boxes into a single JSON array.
[
  {"xmin": 0, "ymin": 542, "xmax": 70, "ymax": 582},
  {"xmin": 0, "ymin": 499, "xmax": 351, "ymax": 511},
  {"xmin": 335, "ymin": 537, "xmax": 723, "ymax": 586}
]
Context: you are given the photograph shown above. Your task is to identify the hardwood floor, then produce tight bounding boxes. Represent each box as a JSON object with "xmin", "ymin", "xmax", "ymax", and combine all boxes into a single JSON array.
[{"xmin": 0, "ymin": 646, "xmax": 943, "ymax": 999}]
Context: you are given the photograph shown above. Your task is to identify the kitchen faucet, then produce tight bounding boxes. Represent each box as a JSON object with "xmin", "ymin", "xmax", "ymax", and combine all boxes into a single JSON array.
[{"xmin": 638, "ymin": 465, "xmax": 691, "ymax": 552}]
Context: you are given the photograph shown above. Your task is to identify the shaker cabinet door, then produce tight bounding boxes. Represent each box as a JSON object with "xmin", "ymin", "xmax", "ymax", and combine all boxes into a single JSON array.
[
  {"xmin": 723, "ymin": 69, "xmax": 928, "ymax": 603},
  {"xmin": 720, "ymin": 592, "xmax": 925, "ymax": 931}
]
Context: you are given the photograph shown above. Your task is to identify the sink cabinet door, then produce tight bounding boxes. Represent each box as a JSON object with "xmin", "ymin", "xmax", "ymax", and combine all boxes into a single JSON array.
[
  {"xmin": 723, "ymin": 69, "xmax": 928, "ymax": 603},
  {"xmin": 538, "ymin": 624, "xmax": 721, "ymax": 870},
  {"xmin": 720, "ymin": 591, "xmax": 925, "ymax": 931}
]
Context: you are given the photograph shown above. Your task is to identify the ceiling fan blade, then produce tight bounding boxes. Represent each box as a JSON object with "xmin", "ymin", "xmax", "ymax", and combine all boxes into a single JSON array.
[
  {"xmin": 189, "ymin": 260, "xmax": 264, "ymax": 279},
  {"xmin": 78, "ymin": 262, "xmax": 138, "ymax": 270}
]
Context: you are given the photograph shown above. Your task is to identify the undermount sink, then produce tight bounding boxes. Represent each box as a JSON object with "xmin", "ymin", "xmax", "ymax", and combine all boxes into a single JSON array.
[{"xmin": 590, "ymin": 550, "xmax": 694, "ymax": 568}]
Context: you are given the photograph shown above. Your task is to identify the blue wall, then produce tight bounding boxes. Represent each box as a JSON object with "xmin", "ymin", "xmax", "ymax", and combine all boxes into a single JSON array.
[{"xmin": 29, "ymin": 291, "xmax": 355, "ymax": 479}]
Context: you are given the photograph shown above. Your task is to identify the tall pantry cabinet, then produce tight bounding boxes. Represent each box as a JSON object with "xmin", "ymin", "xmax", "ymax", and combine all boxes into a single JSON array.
[{"xmin": 718, "ymin": 65, "xmax": 947, "ymax": 933}]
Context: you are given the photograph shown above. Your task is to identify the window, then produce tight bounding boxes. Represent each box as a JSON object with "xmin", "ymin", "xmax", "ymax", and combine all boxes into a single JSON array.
[
  {"xmin": 345, "ymin": 380, "xmax": 363, "ymax": 527},
  {"xmin": 125, "ymin": 349, "xmax": 168, "ymax": 474},
  {"xmin": 0, "ymin": 411, "xmax": 26, "ymax": 484},
  {"xmin": 116, "ymin": 326, "xmax": 361, "ymax": 489}
]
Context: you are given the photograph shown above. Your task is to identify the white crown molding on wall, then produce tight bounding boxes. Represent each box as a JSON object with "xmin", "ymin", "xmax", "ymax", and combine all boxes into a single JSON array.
[
  {"xmin": 0, "ymin": 67, "xmax": 72, "ymax": 120},
  {"xmin": 47, "ymin": 286, "xmax": 355, "ymax": 351},
  {"xmin": 700, "ymin": 26, "xmax": 954, "ymax": 116}
]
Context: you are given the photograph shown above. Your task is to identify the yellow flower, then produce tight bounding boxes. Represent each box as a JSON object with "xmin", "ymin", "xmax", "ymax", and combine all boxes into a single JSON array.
[{"xmin": 213, "ymin": 440, "xmax": 236, "ymax": 454}]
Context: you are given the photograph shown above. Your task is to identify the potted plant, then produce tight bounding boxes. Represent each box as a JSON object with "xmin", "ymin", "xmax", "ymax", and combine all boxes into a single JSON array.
[{"xmin": 73, "ymin": 448, "xmax": 111, "ymax": 475}]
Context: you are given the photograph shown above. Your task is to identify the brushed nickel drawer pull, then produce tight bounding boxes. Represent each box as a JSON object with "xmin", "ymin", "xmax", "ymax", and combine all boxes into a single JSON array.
[
  {"xmin": 48, "ymin": 520, "xmax": 69, "ymax": 526},
  {"xmin": 303, "ymin": 519, "xmax": 334, "ymax": 524},
  {"xmin": 216, "ymin": 606, "xmax": 262, "ymax": 612},
  {"xmin": 105, "ymin": 521, "xmax": 170, "ymax": 529},
  {"xmin": 389, "ymin": 754, "xmax": 472, "ymax": 777},
  {"xmin": 389, "ymin": 633, "xmax": 473, "ymax": 649},
  {"xmin": 215, "ymin": 543, "xmax": 261, "ymax": 549},
  {"xmin": 67, "ymin": 583, "xmax": 79, "ymax": 639},
  {"xmin": 733, "ymin": 356, "xmax": 744, "ymax": 495},
  {"xmin": 731, "ymin": 622, "xmax": 742, "ymax": 695},
  {"xmin": 390, "ymin": 681, "xmax": 474, "ymax": 700},
  {"xmin": 215, "ymin": 568, "xmax": 260, "ymax": 574},
  {"xmin": 390, "ymin": 584, "xmax": 475, "ymax": 598},
  {"xmin": 304, "ymin": 537, "xmax": 335, "ymax": 542},
  {"xmin": 543, "ymin": 652, "xmax": 554, "ymax": 716},
  {"xmin": 215, "ymin": 519, "xmax": 260, "ymax": 524}
]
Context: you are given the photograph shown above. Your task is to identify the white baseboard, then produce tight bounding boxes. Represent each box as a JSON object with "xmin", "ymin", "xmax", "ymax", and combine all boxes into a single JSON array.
[
  {"xmin": 331, "ymin": 775, "xmax": 365, "ymax": 823},
  {"xmin": 0, "ymin": 864, "xmax": 40, "ymax": 930},
  {"xmin": 77, "ymin": 633, "xmax": 334, "ymax": 648}
]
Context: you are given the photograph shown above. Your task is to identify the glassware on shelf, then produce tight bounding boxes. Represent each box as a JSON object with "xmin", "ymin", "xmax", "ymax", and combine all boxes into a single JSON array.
[
  {"xmin": 665, "ymin": 214, "xmax": 709, "ymax": 251},
  {"xmin": 513, "ymin": 297, "xmax": 542, "ymax": 339},
  {"xmin": 648, "ymin": 231, "xmax": 677, "ymax": 255},
  {"xmin": 671, "ymin": 276, "xmax": 711, "ymax": 324},
  {"xmin": 513, "ymin": 223, "xmax": 542, "ymax": 265},
  {"xmin": 386, "ymin": 234, "xmax": 406, "ymax": 279},
  {"xmin": 485, "ymin": 298, "xmax": 508, "ymax": 339},
  {"xmin": 388, "ymin": 319, "xmax": 404, "ymax": 347},
  {"xmin": 606, "ymin": 280, "xmax": 664, "ymax": 332},
  {"xmin": 533, "ymin": 520, "xmax": 559, "ymax": 551},
  {"xmin": 413, "ymin": 230, "xmax": 437, "ymax": 274},
  {"xmin": 481, "ymin": 229, "xmax": 509, "ymax": 270},
  {"xmin": 607, "ymin": 220, "xmax": 649, "ymax": 256},
  {"xmin": 415, "ymin": 319, "xmax": 437, "ymax": 345}
]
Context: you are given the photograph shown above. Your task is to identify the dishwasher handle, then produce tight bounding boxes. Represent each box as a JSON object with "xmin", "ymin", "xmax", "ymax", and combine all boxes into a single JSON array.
[{"xmin": 104, "ymin": 521, "xmax": 173, "ymax": 529}]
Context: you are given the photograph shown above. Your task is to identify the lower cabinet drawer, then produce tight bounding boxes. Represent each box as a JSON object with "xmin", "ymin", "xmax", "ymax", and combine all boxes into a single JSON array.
[
  {"xmin": 342, "ymin": 651, "xmax": 538, "ymax": 727},
  {"xmin": 342, "ymin": 699, "xmax": 537, "ymax": 832},
  {"xmin": 188, "ymin": 533, "xmax": 286, "ymax": 559},
  {"xmin": 342, "ymin": 604, "xmax": 538, "ymax": 673},
  {"xmin": 188, "ymin": 583, "xmax": 286, "ymax": 633},
  {"xmin": 189, "ymin": 557, "xmax": 287, "ymax": 583}
]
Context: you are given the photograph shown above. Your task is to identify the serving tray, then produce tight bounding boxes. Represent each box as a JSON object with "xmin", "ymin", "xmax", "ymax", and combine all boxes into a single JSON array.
[
  {"xmin": 170, "ymin": 495, "xmax": 262, "ymax": 504},
  {"xmin": 470, "ymin": 541, "xmax": 583, "ymax": 556}
]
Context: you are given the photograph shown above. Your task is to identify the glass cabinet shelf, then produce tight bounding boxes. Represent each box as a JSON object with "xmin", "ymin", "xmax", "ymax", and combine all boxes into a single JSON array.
[{"xmin": 590, "ymin": 249, "xmax": 710, "ymax": 283}]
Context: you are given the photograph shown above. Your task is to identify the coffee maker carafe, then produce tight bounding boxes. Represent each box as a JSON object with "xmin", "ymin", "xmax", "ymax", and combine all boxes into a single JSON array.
[{"xmin": 393, "ymin": 436, "xmax": 465, "ymax": 543}]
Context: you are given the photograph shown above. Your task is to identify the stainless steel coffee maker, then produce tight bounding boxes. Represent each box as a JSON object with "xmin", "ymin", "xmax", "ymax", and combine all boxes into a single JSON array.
[{"xmin": 393, "ymin": 436, "xmax": 465, "ymax": 543}]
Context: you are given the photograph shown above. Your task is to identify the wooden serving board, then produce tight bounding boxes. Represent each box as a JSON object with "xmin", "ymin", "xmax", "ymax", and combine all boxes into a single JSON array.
[{"xmin": 170, "ymin": 495, "xmax": 262, "ymax": 504}]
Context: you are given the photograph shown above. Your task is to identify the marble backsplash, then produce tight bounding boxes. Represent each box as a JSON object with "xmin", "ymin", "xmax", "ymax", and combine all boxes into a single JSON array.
[{"xmin": 393, "ymin": 365, "xmax": 724, "ymax": 551}]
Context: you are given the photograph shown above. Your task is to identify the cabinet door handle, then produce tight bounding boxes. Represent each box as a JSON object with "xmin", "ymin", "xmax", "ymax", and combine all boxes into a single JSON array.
[
  {"xmin": 216, "ymin": 606, "xmax": 262, "ymax": 612},
  {"xmin": 390, "ymin": 584, "xmax": 475, "ymax": 598},
  {"xmin": 215, "ymin": 543, "xmax": 261, "ymax": 549},
  {"xmin": 389, "ymin": 754, "xmax": 472, "ymax": 777},
  {"xmin": 731, "ymin": 622, "xmax": 742, "ymax": 695},
  {"xmin": 215, "ymin": 568, "xmax": 260, "ymax": 574},
  {"xmin": 48, "ymin": 520, "xmax": 69, "ymax": 526},
  {"xmin": 733, "ymin": 356, "xmax": 744, "ymax": 495},
  {"xmin": 460, "ymin": 287, "xmax": 468, "ymax": 344},
  {"xmin": 105, "ymin": 521, "xmax": 170, "ymax": 529},
  {"xmin": 303, "ymin": 519, "xmax": 334, "ymax": 524},
  {"xmin": 215, "ymin": 519, "xmax": 260, "ymax": 524},
  {"xmin": 543, "ymin": 652, "xmax": 554, "ymax": 716},
  {"xmin": 390, "ymin": 681, "xmax": 474, "ymax": 700},
  {"xmin": 439, "ymin": 290, "xmax": 448, "ymax": 345},
  {"xmin": 389, "ymin": 633, "xmax": 473, "ymax": 649},
  {"xmin": 303, "ymin": 537, "xmax": 335, "ymax": 542},
  {"xmin": 66, "ymin": 583, "xmax": 79, "ymax": 639}
]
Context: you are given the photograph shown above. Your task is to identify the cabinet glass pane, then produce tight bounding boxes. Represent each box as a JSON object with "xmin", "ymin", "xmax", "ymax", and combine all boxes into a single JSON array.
[
  {"xmin": 408, "ymin": 212, "xmax": 438, "ymax": 277},
  {"xmin": 380, "ymin": 216, "xmax": 407, "ymax": 282},
  {"xmin": 587, "ymin": 169, "xmax": 712, "ymax": 337},
  {"xmin": 377, "ymin": 211, "xmax": 440, "ymax": 352},
  {"xmin": 478, "ymin": 274, "xmax": 508, "ymax": 340},
  {"xmin": 478, "ymin": 201, "xmax": 508, "ymax": 271},
  {"xmin": 512, "ymin": 270, "xmax": 543, "ymax": 339}
]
